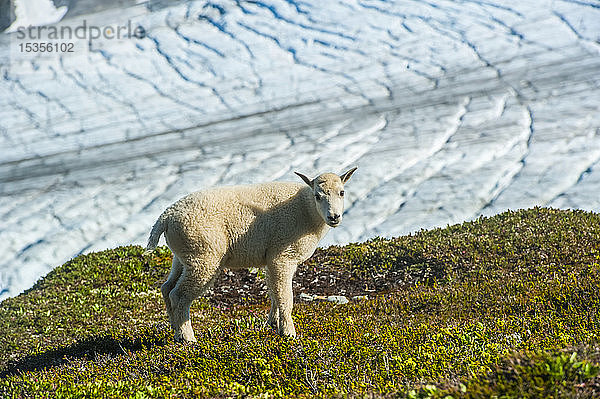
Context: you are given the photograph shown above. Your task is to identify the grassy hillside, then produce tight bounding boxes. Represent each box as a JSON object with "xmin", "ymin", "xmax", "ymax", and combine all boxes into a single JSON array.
[{"xmin": 1, "ymin": 207, "xmax": 600, "ymax": 397}]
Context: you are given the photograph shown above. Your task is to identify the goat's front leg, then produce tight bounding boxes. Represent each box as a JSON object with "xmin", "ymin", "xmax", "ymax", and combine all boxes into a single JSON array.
[
  {"xmin": 267, "ymin": 262, "xmax": 297, "ymax": 337},
  {"xmin": 266, "ymin": 283, "xmax": 280, "ymax": 330}
]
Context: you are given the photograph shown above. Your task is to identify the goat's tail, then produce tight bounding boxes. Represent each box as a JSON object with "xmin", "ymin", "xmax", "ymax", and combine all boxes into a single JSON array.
[{"xmin": 144, "ymin": 213, "xmax": 168, "ymax": 256}]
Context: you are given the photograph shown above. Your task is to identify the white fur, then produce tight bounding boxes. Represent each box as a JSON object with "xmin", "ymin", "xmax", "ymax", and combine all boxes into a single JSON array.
[{"xmin": 145, "ymin": 168, "xmax": 357, "ymax": 342}]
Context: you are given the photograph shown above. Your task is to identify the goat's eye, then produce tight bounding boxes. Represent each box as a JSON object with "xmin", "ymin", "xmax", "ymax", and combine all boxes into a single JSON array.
[
  {"xmin": 315, "ymin": 193, "xmax": 323, "ymax": 201},
  {"xmin": 340, "ymin": 190, "xmax": 345, "ymax": 197}
]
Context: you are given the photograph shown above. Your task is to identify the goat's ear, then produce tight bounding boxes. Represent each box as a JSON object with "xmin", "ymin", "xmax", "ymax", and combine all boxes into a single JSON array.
[
  {"xmin": 340, "ymin": 166, "xmax": 357, "ymax": 184},
  {"xmin": 295, "ymin": 172, "xmax": 313, "ymax": 188}
]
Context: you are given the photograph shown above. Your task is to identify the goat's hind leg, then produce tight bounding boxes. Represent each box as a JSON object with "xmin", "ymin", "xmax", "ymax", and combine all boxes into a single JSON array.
[
  {"xmin": 161, "ymin": 255, "xmax": 183, "ymax": 329},
  {"xmin": 169, "ymin": 258, "xmax": 219, "ymax": 343}
]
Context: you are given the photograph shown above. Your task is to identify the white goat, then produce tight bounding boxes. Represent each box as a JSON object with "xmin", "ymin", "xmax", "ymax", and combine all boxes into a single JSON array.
[{"xmin": 145, "ymin": 167, "xmax": 357, "ymax": 342}]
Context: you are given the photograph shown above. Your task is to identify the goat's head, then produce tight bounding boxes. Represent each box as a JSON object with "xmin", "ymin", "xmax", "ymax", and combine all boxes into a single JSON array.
[{"xmin": 295, "ymin": 167, "xmax": 357, "ymax": 227}]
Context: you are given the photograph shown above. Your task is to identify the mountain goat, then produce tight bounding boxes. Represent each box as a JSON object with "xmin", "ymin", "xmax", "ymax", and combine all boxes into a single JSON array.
[{"xmin": 145, "ymin": 167, "xmax": 357, "ymax": 342}]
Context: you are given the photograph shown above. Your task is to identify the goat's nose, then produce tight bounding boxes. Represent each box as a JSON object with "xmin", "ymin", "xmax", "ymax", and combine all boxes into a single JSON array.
[{"xmin": 328, "ymin": 214, "xmax": 341, "ymax": 222}]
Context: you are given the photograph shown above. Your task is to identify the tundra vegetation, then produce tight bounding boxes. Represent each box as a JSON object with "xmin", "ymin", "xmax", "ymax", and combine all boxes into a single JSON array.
[{"xmin": 1, "ymin": 207, "xmax": 599, "ymax": 397}]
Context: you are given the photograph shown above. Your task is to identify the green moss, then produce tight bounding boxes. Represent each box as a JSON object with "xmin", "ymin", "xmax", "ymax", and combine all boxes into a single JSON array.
[{"xmin": 1, "ymin": 207, "xmax": 600, "ymax": 397}]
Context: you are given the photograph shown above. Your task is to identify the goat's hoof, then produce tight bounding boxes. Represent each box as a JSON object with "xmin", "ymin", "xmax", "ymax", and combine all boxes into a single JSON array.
[
  {"xmin": 266, "ymin": 319, "xmax": 278, "ymax": 330},
  {"xmin": 280, "ymin": 329, "xmax": 297, "ymax": 338},
  {"xmin": 174, "ymin": 333, "xmax": 197, "ymax": 344},
  {"xmin": 174, "ymin": 337, "xmax": 198, "ymax": 344}
]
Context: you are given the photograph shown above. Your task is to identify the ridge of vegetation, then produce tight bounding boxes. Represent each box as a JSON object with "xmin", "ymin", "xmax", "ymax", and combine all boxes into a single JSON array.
[{"xmin": 1, "ymin": 207, "xmax": 599, "ymax": 397}]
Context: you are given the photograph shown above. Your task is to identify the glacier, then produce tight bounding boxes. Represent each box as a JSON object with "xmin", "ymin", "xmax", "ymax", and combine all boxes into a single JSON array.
[{"xmin": 0, "ymin": 0, "xmax": 599, "ymax": 300}]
